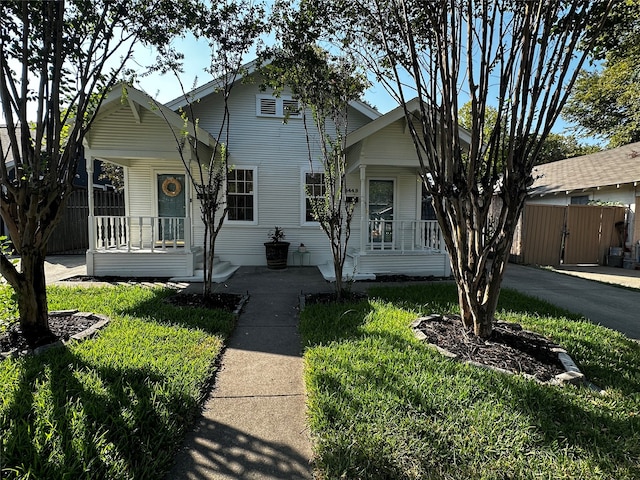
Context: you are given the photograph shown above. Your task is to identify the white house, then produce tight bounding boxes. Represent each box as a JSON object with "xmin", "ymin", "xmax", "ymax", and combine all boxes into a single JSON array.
[{"xmin": 84, "ymin": 67, "xmax": 468, "ymax": 281}]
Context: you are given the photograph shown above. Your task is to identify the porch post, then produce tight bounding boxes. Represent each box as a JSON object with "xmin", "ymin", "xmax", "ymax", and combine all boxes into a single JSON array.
[
  {"xmin": 184, "ymin": 161, "xmax": 192, "ymax": 254},
  {"xmin": 359, "ymin": 165, "xmax": 366, "ymax": 253},
  {"xmin": 86, "ymin": 155, "xmax": 95, "ymax": 275}
]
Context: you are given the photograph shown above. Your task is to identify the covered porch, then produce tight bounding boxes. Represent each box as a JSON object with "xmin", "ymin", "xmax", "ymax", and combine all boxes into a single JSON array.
[
  {"xmin": 83, "ymin": 84, "xmax": 237, "ymax": 281},
  {"xmin": 325, "ymin": 101, "xmax": 456, "ymax": 280}
]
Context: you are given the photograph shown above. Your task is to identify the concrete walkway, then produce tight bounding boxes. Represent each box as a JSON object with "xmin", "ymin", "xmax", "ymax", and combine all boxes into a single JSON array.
[
  {"xmin": 167, "ymin": 267, "xmax": 334, "ymax": 480},
  {"xmin": 37, "ymin": 255, "xmax": 640, "ymax": 476},
  {"xmin": 502, "ymin": 263, "xmax": 640, "ymax": 340}
]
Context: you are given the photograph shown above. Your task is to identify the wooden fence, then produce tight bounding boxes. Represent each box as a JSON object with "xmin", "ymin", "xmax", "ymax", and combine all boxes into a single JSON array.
[
  {"xmin": 511, "ymin": 204, "xmax": 626, "ymax": 266},
  {"xmin": 47, "ymin": 187, "xmax": 125, "ymax": 254}
]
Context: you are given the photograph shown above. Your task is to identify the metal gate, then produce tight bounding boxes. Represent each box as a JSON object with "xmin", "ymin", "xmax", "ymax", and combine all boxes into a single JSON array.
[{"xmin": 513, "ymin": 204, "xmax": 626, "ymax": 266}]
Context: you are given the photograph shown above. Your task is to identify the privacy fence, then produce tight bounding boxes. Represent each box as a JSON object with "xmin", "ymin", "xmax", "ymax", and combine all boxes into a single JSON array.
[
  {"xmin": 47, "ymin": 187, "xmax": 125, "ymax": 254},
  {"xmin": 510, "ymin": 204, "xmax": 626, "ymax": 266}
]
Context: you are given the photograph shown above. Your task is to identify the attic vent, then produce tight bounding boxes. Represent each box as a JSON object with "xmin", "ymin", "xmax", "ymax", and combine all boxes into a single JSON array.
[
  {"xmin": 283, "ymin": 99, "xmax": 300, "ymax": 116},
  {"xmin": 256, "ymin": 95, "xmax": 302, "ymax": 118},
  {"xmin": 260, "ymin": 98, "xmax": 277, "ymax": 116}
]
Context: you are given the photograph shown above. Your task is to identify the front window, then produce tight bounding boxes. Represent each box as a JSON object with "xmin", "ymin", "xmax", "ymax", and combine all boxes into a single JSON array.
[
  {"xmin": 305, "ymin": 172, "xmax": 325, "ymax": 222},
  {"xmin": 228, "ymin": 169, "xmax": 255, "ymax": 221}
]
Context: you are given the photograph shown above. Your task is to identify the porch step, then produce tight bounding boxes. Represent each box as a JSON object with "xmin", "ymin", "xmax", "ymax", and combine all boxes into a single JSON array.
[
  {"xmin": 169, "ymin": 259, "xmax": 239, "ymax": 283},
  {"xmin": 317, "ymin": 261, "xmax": 376, "ymax": 282}
]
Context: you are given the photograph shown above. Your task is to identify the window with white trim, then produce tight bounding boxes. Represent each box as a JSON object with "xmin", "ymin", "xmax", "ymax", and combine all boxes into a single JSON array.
[
  {"xmin": 256, "ymin": 94, "xmax": 301, "ymax": 118},
  {"xmin": 227, "ymin": 168, "xmax": 255, "ymax": 222},
  {"xmin": 304, "ymin": 172, "xmax": 325, "ymax": 223}
]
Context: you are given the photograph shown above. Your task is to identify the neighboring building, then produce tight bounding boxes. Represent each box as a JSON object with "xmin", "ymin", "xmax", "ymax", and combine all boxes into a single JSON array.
[
  {"xmin": 529, "ymin": 141, "xmax": 640, "ymax": 245},
  {"xmin": 84, "ymin": 64, "xmax": 470, "ymax": 281}
]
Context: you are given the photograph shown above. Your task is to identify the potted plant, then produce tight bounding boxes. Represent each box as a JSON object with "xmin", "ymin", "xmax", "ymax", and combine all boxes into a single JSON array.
[{"xmin": 264, "ymin": 226, "xmax": 290, "ymax": 269}]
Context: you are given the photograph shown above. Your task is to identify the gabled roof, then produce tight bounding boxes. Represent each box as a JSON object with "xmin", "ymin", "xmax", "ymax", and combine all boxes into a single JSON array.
[
  {"xmin": 164, "ymin": 58, "xmax": 381, "ymax": 121},
  {"xmin": 529, "ymin": 141, "xmax": 640, "ymax": 196},
  {"xmin": 97, "ymin": 83, "xmax": 217, "ymax": 148},
  {"xmin": 346, "ymin": 97, "xmax": 472, "ymax": 148},
  {"xmin": 0, "ymin": 124, "xmax": 20, "ymax": 167}
]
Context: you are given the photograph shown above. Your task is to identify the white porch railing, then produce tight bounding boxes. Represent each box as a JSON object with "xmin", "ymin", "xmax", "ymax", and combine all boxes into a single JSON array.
[
  {"xmin": 92, "ymin": 216, "xmax": 191, "ymax": 252},
  {"xmin": 366, "ymin": 220, "xmax": 444, "ymax": 252}
]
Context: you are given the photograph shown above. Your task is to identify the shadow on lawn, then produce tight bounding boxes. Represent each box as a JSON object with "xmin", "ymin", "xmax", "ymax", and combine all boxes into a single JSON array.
[
  {"xmin": 1, "ymin": 345, "xmax": 192, "ymax": 479},
  {"xmin": 303, "ymin": 286, "xmax": 640, "ymax": 479},
  {"xmin": 120, "ymin": 288, "xmax": 236, "ymax": 337}
]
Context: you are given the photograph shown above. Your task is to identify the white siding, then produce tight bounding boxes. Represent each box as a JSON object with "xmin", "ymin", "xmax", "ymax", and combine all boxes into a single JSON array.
[
  {"xmin": 357, "ymin": 120, "xmax": 420, "ymax": 167},
  {"xmin": 354, "ymin": 251, "xmax": 450, "ymax": 277},
  {"xmin": 184, "ymin": 80, "xmax": 376, "ymax": 266},
  {"xmin": 88, "ymin": 79, "xmax": 442, "ymax": 272},
  {"xmin": 89, "ymin": 251, "xmax": 194, "ymax": 277},
  {"xmin": 88, "ymin": 106, "xmax": 184, "ymax": 158}
]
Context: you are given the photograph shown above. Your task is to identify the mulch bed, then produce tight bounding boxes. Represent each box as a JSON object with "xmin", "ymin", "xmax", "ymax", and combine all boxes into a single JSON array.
[
  {"xmin": 304, "ymin": 291, "xmax": 369, "ymax": 305},
  {"xmin": 166, "ymin": 292, "xmax": 245, "ymax": 312},
  {"xmin": 0, "ymin": 313, "xmax": 103, "ymax": 355},
  {"xmin": 1, "ymin": 292, "xmax": 244, "ymax": 356},
  {"xmin": 414, "ymin": 315, "xmax": 566, "ymax": 382},
  {"xmin": 64, "ymin": 275, "xmax": 172, "ymax": 283}
]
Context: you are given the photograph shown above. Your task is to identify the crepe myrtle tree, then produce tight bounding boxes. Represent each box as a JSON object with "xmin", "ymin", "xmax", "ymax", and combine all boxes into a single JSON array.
[
  {"xmin": 262, "ymin": 9, "xmax": 368, "ymax": 299},
  {"xmin": 302, "ymin": 0, "xmax": 615, "ymax": 336},
  {"xmin": 153, "ymin": 0, "xmax": 266, "ymax": 295},
  {"xmin": 0, "ymin": 0, "xmax": 199, "ymax": 346}
]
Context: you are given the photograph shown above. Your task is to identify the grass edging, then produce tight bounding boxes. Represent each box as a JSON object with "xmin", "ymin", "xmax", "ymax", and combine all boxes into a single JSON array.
[
  {"xmin": 300, "ymin": 283, "xmax": 640, "ymax": 479},
  {"xmin": 0, "ymin": 284, "xmax": 237, "ymax": 479}
]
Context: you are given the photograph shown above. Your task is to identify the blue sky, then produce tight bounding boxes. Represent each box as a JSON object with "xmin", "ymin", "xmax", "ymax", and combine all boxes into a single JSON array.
[
  {"xmin": 133, "ymin": 33, "xmax": 398, "ymax": 113},
  {"xmin": 134, "ymin": 33, "xmax": 597, "ymax": 144}
]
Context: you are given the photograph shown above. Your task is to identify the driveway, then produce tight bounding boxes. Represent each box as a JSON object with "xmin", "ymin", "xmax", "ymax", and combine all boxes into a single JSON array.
[
  {"xmin": 502, "ymin": 263, "xmax": 640, "ymax": 340},
  {"xmin": 31, "ymin": 256, "xmax": 640, "ymax": 341}
]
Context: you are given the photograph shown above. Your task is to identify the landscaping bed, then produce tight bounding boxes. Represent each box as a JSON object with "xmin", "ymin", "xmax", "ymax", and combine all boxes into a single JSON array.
[
  {"xmin": 0, "ymin": 284, "xmax": 236, "ymax": 479},
  {"xmin": 300, "ymin": 283, "xmax": 640, "ymax": 479}
]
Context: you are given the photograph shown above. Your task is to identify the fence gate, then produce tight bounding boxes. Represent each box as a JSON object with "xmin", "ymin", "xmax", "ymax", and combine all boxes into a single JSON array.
[
  {"xmin": 521, "ymin": 204, "xmax": 566, "ymax": 265},
  {"xmin": 514, "ymin": 203, "xmax": 626, "ymax": 266},
  {"xmin": 564, "ymin": 205, "xmax": 625, "ymax": 264}
]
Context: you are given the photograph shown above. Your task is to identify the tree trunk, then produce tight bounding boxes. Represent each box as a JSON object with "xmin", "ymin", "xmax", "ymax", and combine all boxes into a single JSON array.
[
  {"xmin": 15, "ymin": 250, "xmax": 54, "ymax": 347},
  {"xmin": 333, "ymin": 251, "xmax": 343, "ymax": 301}
]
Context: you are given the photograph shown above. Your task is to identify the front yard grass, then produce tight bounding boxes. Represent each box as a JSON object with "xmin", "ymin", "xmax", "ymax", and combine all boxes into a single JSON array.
[
  {"xmin": 301, "ymin": 283, "xmax": 640, "ymax": 479},
  {"xmin": 0, "ymin": 285, "xmax": 235, "ymax": 479}
]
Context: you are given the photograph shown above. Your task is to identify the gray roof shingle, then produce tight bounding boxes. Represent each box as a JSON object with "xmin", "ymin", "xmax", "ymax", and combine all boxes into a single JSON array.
[{"xmin": 529, "ymin": 141, "xmax": 640, "ymax": 196}]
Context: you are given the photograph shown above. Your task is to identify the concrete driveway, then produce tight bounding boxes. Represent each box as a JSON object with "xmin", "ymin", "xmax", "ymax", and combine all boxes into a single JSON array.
[
  {"xmin": 29, "ymin": 255, "xmax": 640, "ymax": 341},
  {"xmin": 502, "ymin": 263, "xmax": 640, "ymax": 340}
]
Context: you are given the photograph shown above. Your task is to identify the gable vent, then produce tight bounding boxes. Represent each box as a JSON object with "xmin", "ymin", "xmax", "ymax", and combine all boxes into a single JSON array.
[
  {"xmin": 283, "ymin": 99, "xmax": 300, "ymax": 116},
  {"xmin": 260, "ymin": 98, "xmax": 277, "ymax": 116}
]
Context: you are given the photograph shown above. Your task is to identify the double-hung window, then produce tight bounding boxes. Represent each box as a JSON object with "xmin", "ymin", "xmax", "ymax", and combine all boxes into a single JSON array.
[
  {"xmin": 304, "ymin": 172, "xmax": 325, "ymax": 223},
  {"xmin": 227, "ymin": 168, "xmax": 256, "ymax": 222}
]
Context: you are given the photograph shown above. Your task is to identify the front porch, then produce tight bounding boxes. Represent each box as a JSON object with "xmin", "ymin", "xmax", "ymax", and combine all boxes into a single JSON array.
[
  {"xmin": 318, "ymin": 219, "xmax": 451, "ymax": 281},
  {"xmin": 86, "ymin": 215, "xmax": 238, "ymax": 281}
]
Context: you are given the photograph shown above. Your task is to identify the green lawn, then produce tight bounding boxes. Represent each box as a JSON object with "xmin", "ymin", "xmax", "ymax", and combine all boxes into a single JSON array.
[
  {"xmin": 300, "ymin": 283, "xmax": 640, "ymax": 480},
  {"xmin": 0, "ymin": 285, "xmax": 235, "ymax": 479}
]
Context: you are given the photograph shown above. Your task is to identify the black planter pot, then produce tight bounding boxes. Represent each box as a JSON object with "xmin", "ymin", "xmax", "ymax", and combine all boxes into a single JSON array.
[{"xmin": 264, "ymin": 241, "xmax": 290, "ymax": 269}]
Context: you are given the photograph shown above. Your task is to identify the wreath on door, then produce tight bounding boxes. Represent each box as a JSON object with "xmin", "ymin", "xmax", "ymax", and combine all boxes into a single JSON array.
[{"xmin": 162, "ymin": 177, "xmax": 182, "ymax": 197}]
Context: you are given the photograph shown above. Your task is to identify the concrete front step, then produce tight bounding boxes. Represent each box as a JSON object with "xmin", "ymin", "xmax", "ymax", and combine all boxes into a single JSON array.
[
  {"xmin": 317, "ymin": 261, "xmax": 376, "ymax": 282},
  {"xmin": 170, "ymin": 261, "xmax": 239, "ymax": 283}
]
